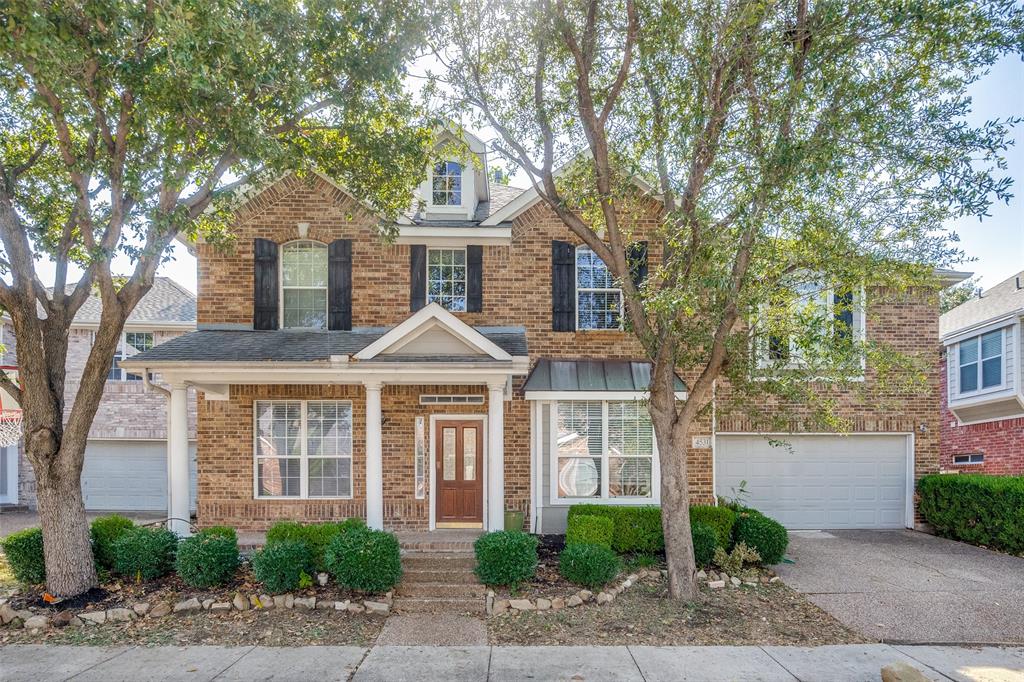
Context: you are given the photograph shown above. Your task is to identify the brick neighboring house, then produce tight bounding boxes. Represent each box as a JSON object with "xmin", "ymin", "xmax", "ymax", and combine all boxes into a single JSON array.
[
  {"xmin": 0, "ymin": 277, "xmax": 198, "ymax": 510},
  {"xmin": 940, "ymin": 270, "xmax": 1024, "ymax": 475},
  {"xmin": 121, "ymin": 128, "xmax": 963, "ymax": 536}
]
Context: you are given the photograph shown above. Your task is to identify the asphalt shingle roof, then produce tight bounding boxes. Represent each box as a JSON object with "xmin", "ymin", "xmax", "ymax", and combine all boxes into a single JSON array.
[
  {"xmin": 940, "ymin": 270, "xmax": 1024, "ymax": 338},
  {"xmin": 523, "ymin": 359, "xmax": 687, "ymax": 393},
  {"xmin": 128, "ymin": 326, "xmax": 528, "ymax": 363},
  {"xmin": 69, "ymin": 277, "xmax": 196, "ymax": 325}
]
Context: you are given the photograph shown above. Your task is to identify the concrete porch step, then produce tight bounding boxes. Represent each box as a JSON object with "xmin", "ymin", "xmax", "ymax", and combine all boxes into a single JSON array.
[
  {"xmin": 401, "ymin": 568, "xmax": 478, "ymax": 584},
  {"xmin": 401, "ymin": 552, "xmax": 476, "ymax": 571},
  {"xmin": 394, "ymin": 596, "xmax": 485, "ymax": 614},
  {"xmin": 396, "ymin": 582, "xmax": 488, "ymax": 599}
]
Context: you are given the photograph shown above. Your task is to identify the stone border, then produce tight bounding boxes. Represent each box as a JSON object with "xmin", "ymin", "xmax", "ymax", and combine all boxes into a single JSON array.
[
  {"xmin": 0, "ymin": 590, "xmax": 393, "ymax": 632},
  {"xmin": 486, "ymin": 568, "xmax": 664, "ymax": 616}
]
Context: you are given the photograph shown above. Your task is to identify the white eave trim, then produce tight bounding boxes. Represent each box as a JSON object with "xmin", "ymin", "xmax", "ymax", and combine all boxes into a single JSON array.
[
  {"xmin": 941, "ymin": 311, "xmax": 1022, "ymax": 344},
  {"xmin": 395, "ymin": 226, "xmax": 511, "ymax": 246},
  {"xmin": 354, "ymin": 302, "xmax": 513, "ymax": 361},
  {"xmin": 524, "ymin": 390, "xmax": 687, "ymax": 401}
]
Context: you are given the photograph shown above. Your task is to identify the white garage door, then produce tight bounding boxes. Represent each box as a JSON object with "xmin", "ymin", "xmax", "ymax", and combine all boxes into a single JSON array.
[
  {"xmin": 715, "ymin": 435, "xmax": 909, "ymax": 529},
  {"xmin": 82, "ymin": 441, "xmax": 197, "ymax": 512}
]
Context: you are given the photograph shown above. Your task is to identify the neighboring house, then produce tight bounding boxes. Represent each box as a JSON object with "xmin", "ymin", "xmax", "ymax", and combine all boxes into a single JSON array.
[
  {"xmin": 122, "ymin": 128, "xmax": 961, "ymax": 536},
  {"xmin": 0, "ymin": 277, "xmax": 198, "ymax": 511},
  {"xmin": 939, "ymin": 270, "xmax": 1024, "ymax": 475}
]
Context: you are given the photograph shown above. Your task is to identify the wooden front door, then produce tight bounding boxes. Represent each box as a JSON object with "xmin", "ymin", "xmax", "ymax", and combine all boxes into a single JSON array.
[{"xmin": 435, "ymin": 420, "xmax": 484, "ymax": 525}]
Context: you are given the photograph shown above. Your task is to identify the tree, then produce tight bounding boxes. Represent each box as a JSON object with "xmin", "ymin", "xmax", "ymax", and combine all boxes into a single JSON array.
[
  {"xmin": 941, "ymin": 276, "xmax": 981, "ymax": 313},
  {"xmin": 0, "ymin": 0, "xmax": 432, "ymax": 597},
  {"xmin": 439, "ymin": 0, "xmax": 1022, "ymax": 597}
]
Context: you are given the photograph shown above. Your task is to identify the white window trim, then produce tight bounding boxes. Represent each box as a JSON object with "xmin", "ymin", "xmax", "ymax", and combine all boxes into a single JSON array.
[
  {"xmin": 106, "ymin": 331, "xmax": 154, "ymax": 381},
  {"xmin": 574, "ymin": 246, "xmax": 623, "ymax": 331},
  {"xmin": 548, "ymin": 400, "xmax": 660, "ymax": 506},
  {"xmin": 252, "ymin": 399, "xmax": 354, "ymax": 500},
  {"xmin": 279, "ymin": 240, "xmax": 329, "ymax": 330},
  {"xmin": 952, "ymin": 453, "xmax": 984, "ymax": 465},
  {"xmin": 425, "ymin": 247, "xmax": 468, "ymax": 312},
  {"xmin": 428, "ymin": 160, "xmax": 464, "ymax": 209},
  {"xmin": 956, "ymin": 328, "xmax": 1006, "ymax": 397}
]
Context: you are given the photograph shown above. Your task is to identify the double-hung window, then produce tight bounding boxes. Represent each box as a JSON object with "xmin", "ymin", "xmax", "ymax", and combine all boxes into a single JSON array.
[
  {"xmin": 553, "ymin": 400, "xmax": 656, "ymax": 502},
  {"xmin": 763, "ymin": 281, "xmax": 860, "ymax": 365},
  {"xmin": 427, "ymin": 248, "xmax": 467, "ymax": 311},
  {"xmin": 108, "ymin": 331, "xmax": 154, "ymax": 381},
  {"xmin": 254, "ymin": 400, "xmax": 353, "ymax": 498},
  {"xmin": 431, "ymin": 161, "xmax": 463, "ymax": 206},
  {"xmin": 958, "ymin": 330, "xmax": 1003, "ymax": 394},
  {"xmin": 281, "ymin": 241, "xmax": 328, "ymax": 329},
  {"xmin": 576, "ymin": 247, "xmax": 622, "ymax": 330}
]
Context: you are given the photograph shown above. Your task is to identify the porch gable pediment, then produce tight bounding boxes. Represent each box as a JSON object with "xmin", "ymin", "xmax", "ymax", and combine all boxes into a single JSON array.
[{"xmin": 354, "ymin": 303, "xmax": 513, "ymax": 362}]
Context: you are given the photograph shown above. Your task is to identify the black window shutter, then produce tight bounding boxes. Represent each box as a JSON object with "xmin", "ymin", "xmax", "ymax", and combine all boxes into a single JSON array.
[
  {"xmin": 834, "ymin": 290, "xmax": 854, "ymax": 341},
  {"xmin": 551, "ymin": 240, "xmax": 576, "ymax": 331},
  {"xmin": 410, "ymin": 244, "xmax": 427, "ymax": 311},
  {"xmin": 253, "ymin": 238, "xmax": 279, "ymax": 330},
  {"xmin": 467, "ymin": 245, "xmax": 483, "ymax": 312},
  {"xmin": 627, "ymin": 241, "xmax": 649, "ymax": 289},
  {"xmin": 328, "ymin": 239, "xmax": 353, "ymax": 330}
]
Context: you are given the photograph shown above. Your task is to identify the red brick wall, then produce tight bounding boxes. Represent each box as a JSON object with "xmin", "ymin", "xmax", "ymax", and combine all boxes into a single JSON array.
[{"xmin": 939, "ymin": 351, "xmax": 1024, "ymax": 475}]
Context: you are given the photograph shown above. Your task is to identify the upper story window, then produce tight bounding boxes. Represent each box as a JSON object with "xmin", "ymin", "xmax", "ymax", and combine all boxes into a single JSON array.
[
  {"xmin": 762, "ymin": 282, "xmax": 860, "ymax": 366},
  {"xmin": 958, "ymin": 329, "xmax": 1002, "ymax": 394},
  {"xmin": 576, "ymin": 246, "xmax": 622, "ymax": 330},
  {"xmin": 431, "ymin": 161, "xmax": 463, "ymax": 206},
  {"xmin": 281, "ymin": 240, "xmax": 327, "ymax": 329},
  {"xmin": 108, "ymin": 331, "xmax": 153, "ymax": 381},
  {"xmin": 427, "ymin": 248, "xmax": 467, "ymax": 312}
]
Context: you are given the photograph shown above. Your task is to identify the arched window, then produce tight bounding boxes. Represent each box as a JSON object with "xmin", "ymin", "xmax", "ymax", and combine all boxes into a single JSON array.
[
  {"xmin": 281, "ymin": 240, "xmax": 328, "ymax": 329},
  {"xmin": 431, "ymin": 160, "xmax": 463, "ymax": 206}
]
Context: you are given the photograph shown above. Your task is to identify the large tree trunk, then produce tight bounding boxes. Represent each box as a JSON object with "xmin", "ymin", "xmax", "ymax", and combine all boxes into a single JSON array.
[{"xmin": 653, "ymin": 409, "xmax": 697, "ymax": 599}]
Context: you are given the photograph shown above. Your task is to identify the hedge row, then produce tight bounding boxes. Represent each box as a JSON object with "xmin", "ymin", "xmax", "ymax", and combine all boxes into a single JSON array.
[{"xmin": 918, "ymin": 474, "xmax": 1024, "ymax": 555}]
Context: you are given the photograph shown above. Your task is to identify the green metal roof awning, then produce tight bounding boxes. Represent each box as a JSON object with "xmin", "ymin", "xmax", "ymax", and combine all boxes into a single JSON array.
[{"xmin": 523, "ymin": 359, "xmax": 687, "ymax": 398}]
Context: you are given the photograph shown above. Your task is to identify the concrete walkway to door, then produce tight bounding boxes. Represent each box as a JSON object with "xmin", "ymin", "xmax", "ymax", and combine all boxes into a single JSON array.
[{"xmin": 775, "ymin": 530, "xmax": 1024, "ymax": 644}]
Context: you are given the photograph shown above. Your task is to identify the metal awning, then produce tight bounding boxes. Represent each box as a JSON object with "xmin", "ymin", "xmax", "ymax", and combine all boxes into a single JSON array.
[{"xmin": 523, "ymin": 359, "xmax": 687, "ymax": 400}]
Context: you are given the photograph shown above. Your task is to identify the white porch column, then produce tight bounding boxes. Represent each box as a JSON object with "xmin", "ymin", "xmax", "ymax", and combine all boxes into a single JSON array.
[
  {"xmin": 487, "ymin": 381, "xmax": 505, "ymax": 531},
  {"xmin": 167, "ymin": 384, "xmax": 191, "ymax": 537},
  {"xmin": 364, "ymin": 381, "xmax": 384, "ymax": 530}
]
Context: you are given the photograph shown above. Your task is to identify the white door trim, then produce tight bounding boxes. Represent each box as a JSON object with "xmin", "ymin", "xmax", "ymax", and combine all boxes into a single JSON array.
[{"xmin": 428, "ymin": 414, "xmax": 488, "ymax": 531}]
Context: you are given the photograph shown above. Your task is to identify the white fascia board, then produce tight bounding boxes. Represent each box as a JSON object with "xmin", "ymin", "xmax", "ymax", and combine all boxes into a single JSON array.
[
  {"xmin": 524, "ymin": 390, "xmax": 687, "ymax": 401},
  {"xmin": 481, "ymin": 185, "xmax": 540, "ymax": 225},
  {"xmin": 145, "ymin": 365, "xmax": 524, "ymax": 388},
  {"xmin": 941, "ymin": 312, "xmax": 1022, "ymax": 344},
  {"xmin": 354, "ymin": 302, "xmax": 512, "ymax": 361},
  {"xmin": 395, "ymin": 226, "xmax": 511, "ymax": 246}
]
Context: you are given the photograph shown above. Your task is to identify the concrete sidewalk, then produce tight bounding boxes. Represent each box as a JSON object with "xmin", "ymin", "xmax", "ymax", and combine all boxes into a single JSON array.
[{"xmin": 2, "ymin": 644, "xmax": 1023, "ymax": 682}]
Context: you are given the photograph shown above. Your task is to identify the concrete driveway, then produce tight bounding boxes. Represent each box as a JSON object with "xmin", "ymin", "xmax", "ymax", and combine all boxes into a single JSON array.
[{"xmin": 776, "ymin": 530, "xmax": 1024, "ymax": 645}]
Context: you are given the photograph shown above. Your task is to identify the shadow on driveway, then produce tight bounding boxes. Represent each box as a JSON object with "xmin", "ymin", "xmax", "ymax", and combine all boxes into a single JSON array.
[{"xmin": 776, "ymin": 529, "xmax": 1024, "ymax": 644}]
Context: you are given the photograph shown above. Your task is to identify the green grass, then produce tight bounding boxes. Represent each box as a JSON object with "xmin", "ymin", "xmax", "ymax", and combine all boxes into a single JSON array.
[{"xmin": 0, "ymin": 552, "xmax": 17, "ymax": 589}]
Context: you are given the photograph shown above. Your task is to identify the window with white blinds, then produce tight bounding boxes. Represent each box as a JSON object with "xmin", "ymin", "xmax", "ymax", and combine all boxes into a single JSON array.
[{"xmin": 553, "ymin": 400, "xmax": 656, "ymax": 502}]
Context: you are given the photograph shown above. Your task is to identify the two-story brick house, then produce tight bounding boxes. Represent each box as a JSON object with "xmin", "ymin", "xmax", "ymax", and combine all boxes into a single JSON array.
[
  {"xmin": 0, "ymin": 277, "xmax": 198, "ymax": 511},
  {"xmin": 123, "ymin": 130, "xmax": 959, "ymax": 536}
]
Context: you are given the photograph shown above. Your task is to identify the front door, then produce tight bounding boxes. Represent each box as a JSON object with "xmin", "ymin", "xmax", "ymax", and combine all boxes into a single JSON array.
[{"xmin": 435, "ymin": 420, "xmax": 484, "ymax": 526}]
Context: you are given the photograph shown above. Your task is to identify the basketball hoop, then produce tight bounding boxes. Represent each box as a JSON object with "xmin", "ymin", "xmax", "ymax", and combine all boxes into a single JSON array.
[{"xmin": 0, "ymin": 409, "xmax": 23, "ymax": 447}]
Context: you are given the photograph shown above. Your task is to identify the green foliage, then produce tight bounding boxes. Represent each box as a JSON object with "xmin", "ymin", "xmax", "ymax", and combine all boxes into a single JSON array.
[
  {"xmin": 201, "ymin": 526, "xmax": 238, "ymax": 543},
  {"xmin": 252, "ymin": 540, "xmax": 314, "ymax": 594},
  {"xmin": 324, "ymin": 527, "xmax": 402, "ymax": 593},
  {"xmin": 175, "ymin": 532, "xmax": 239, "ymax": 588},
  {"xmin": 111, "ymin": 528, "xmax": 178, "ymax": 581},
  {"xmin": 689, "ymin": 506, "xmax": 737, "ymax": 549},
  {"xmin": 567, "ymin": 505, "xmax": 663, "ymax": 553},
  {"xmin": 733, "ymin": 514, "xmax": 789, "ymax": 565},
  {"xmin": 941, "ymin": 277, "xmax": 982, "ymax": 314},
  {"xmin": 690, "ymin": 522, "xmax": 718, "ymax": 567},
  {"xmin": 559, "ymin": 543, "xmax": 621, "ymax": 588},
  {"xmin": 0, "ymin": 527, "xmax": 46, "ymax": 584},
  {"xmin": 265, "ymin": 519, "xmax": 364, "ymax": 572},
  {"xmin": 713, "ymin": 542, "xmax": 761, "ymax": 575},
  {"xmin": 473, "ymin": 531, "xmax": 539, "ymax": 587},
  {"xmin": 90, "ymin": 515, "xmax": 136, "ymax": 569},
  {"xmin": 625, "ymin": 553, "xmax": 659, "ymax": 570},
  {"xmin": 918, "ymin": 474, "xmax": 1024, "ymax": 554},
  {"xmin": 566, "ymin": 514, "xmax": 614, "ymax": 550}
]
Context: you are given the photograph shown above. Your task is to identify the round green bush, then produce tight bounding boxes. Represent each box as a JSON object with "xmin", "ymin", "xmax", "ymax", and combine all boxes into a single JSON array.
[
  {"xmin": 1, "ymin": 527, "xmax": 46, "ymax": 584},
  {"xmin": 111, "ymin": 527, "xmax": 178, "ymax": 581},
  {"xmin": 265, "ymin": 519, "xmax": 365, "ymax": 572},
  {"xmin": 324, "ymin": 527, "xmax": 401, "ymax": 593},
  {"xmin": 200, "ymin": 526, "xmax": 238, "ymax": 543},
  {"xmin": 559, "ymin": 543, "xmax": 620, "ymax": 588},
  {"xmin": 252, "ymin": 540, "xmax": 314, "ymax": 593},
  {"xmin": 733, "ymin": 513, "xmax": 788, "ymax": 565},
  {"xmin": 90, "ymin": 515, "xmax": 136, "ymax": 569},
  {"xmin": 176, "ymin": 532, "xmax": 239, "ymax": 588},
  {"xmin": 689, "ymin": 505, "xmax": 737, "ymax": 549},
  {"xmin": 566, "ymin": 514, "xmax": 614, "ymax": 549},
  {"xmin": 473, "ymin": 530, "xmax": 538, "ymax": 587},
  {"xmin": 690, "ymin": 521, "xmax": 717, "ymax": 567}
]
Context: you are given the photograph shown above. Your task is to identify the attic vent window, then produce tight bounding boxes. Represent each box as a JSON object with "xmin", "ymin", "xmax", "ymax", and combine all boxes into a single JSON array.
[
  {"xmin": 419, "ymin": 394, "xmax": 485, "ymax": 405},
  {"xmin": 953, "ymin": 453, "xmax": 984, "ymax": 465}
]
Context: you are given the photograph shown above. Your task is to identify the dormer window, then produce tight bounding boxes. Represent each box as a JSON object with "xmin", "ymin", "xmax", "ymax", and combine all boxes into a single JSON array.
[
  {"xmin": 432, "ymin": 161, "xmax": 463, "ymax": 206},
  {"xmin": 281, "ymin": 240, "xmax": 328, "ymax": 329}
]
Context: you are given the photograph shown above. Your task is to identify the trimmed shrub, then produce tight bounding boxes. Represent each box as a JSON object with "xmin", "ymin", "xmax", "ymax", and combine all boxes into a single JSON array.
[
  {"xmin": 252, "ymin": 540, "xmax": 314, "ymax": 593},
  {"xmin": 324, "ymin": 527, "xmax": 402, "ymax": 593},
  {"xmin": 1, "ymin": 527, "xmax": 46, "ymax": 584},
  {"xmin": 733, "ymin": 513, "xmax": 788, "ymax": 565},
  {"xmin": 265, "ymin": 519, "xmax": 365, "ymax": 572},
  {"xmin": 559, "ymin": 543, "xmax": 620, "ymax": 588},
  {"xmin": 90, "ymin": 515, "xmax": 135, "ymax": 569},
  {"xmin": 567, "ymin": 505, "xmax": 663, "ymax": 553},
  {"xmin": 111, "ymin": 527, "xmax": 178, "ymax": 581},
  {"xmin": 201, "ymin": 526, "xmax": 238, "ymax": 543},
  {"xmin": 473, "ymin": 530, "xmax": 538, "ymax": 587},
  {"xmin": 176, "ymin": 531, "xmax": 239, "ymax": 588},
  {"xmin": 690, "ymin": 521, "xmax": 717, "ymax": 567},
  {"xmin": 689, "ymin": 505, "xmax": 737, "ymax": 549},
  {"xmin": 713, "ymin": 542, "xmax": 761, "ymax": 574},
  {"xmin": 565, "ymin": 514, "xmax": 614, "ymax": 550},
  {"xmin": 918, "ymin": 474, "xmax": 1024, "ymax": 554}
]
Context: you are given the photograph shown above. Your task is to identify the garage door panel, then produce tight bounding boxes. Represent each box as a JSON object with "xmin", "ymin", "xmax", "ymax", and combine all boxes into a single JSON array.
[
  {"xmin": 82, "ymin": 441, "xmax": 197, "ymax": 512},
  {"xmin": 716, "ymin": 435, "xmax": 908, "ymax": 530}
]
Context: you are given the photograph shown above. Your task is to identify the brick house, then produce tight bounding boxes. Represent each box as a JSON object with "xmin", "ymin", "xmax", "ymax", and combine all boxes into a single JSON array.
[
  {"xmin": 0, "ymin": 278, "xmax": 198, "ymax": 510},
  {"xmin": 122, "ymin": 129, "xmax": 962, "ymax": 536},
  {"xmin": 939, "ymin": 270, "xmax": 1024, "ymax": 475}
]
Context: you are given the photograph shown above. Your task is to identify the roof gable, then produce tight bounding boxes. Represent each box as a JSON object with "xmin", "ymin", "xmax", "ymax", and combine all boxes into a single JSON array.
[
  {"xmin": 940, "ymin": 270, "xmax": 1024, "ymax": 339},
  {"xmin": 354, "ymin": 303, "xmax": 515, "ymax": 361}
]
